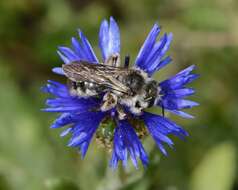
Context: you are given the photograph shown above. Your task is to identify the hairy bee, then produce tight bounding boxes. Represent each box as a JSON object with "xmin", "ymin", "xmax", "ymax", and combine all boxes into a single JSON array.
[{"xmin": 62, "ymin": 54, "xmax": 160, "ymax": 119}]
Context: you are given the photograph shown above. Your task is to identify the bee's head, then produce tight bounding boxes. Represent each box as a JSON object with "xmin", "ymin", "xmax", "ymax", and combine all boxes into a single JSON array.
[{"xmin": 144, "ymin": 80, "xmax": 159, "ymax": 107}]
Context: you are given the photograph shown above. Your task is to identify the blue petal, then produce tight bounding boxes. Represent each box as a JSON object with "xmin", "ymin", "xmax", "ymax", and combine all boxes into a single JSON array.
[
  {"xmin": 79, "ymin": 31, "xmax": 99, "ymax": 63},
  {"xmin": 52, "ymin": 67, "xmax": 65, "ymax": 76},
  {"xmin": 135, "ymin": 24, "xmax": 160, "ymax": 68},
  {"xmin": 99, "ymin": 20, "xmax": 109, "ymax": 61},
  {"xmin": 60, "ymin": 127, "xmax": 72, "ymax": 137},
  {"xmin": 110, "ymin": 120, "xmax": 149, "ymax": 169},
  {"xmin": 160, "ymin": 88, "xmax": 195, "ymax": 98},
  {"xmin": 145, "ymin": 33, "xmax": 173, "ymax": 75},
  {"xmin": 155, "ymin": 56, "xmax": 172, "ymax": 71},
  {"xmin": 57, "ymin": 51, "xmax": 71, "ymax": 64},
  {"xmin": 71, "ymin": 37, "xmax": 86, "ymax": 59},
  {"xmin": 67, "ymin": 111, "xmax": 106, "ymax": 158},
  {"xmin": 46, "ymin": 97, "xmax": 88, "ymax": 107},
  {"xmin": 42, "ymin": 80, "xmax": 105, "ymax": 158},
  {"xmin": 159, "ymin": 65, "xmax": 199, "ymax": 90},
  {"xmin": 51, "ymin": 113, "xmax": 78, "ymax": 128},
  {"xmin": 41, "ymin": 80, "xmax": 69, "ymax": 98},
  {"xmin": 157, "ymin": 65, "xmax": 199, "ymax": 117},
  {"xmin": 99, "ymin": 17, "xmax": 120, "ymax": 61},
  {"xmin": 108, "ymin": 17, "xmax": 120, "ymax": 56},
  {"xmin": 166, "ymin": 110, "xmax": 194, "ymax": 119},
  {"xmin": 135, "ymin": 23, "xmax": 173, "ymax": 75},
  {"xmin": 58, "ymin": 31, "xmax": 98, "ymax": 64},
  {"xmin": 58, "ymin": 46, "xmax": 80, "ymax": 62},
  {"xmin": 145, "ymin": 33, "xmax": 168, "ymax": 65},
  {"xmin": 159, "ymin": 98, "xmax": 199, "ymax": 110},
  {"xmin": 43, "ymin": 97, "xmax": 99, "ymax": 113},
  {"xmin": 141, "ymin": 112, "xmax": 189, "ymax": 155}
]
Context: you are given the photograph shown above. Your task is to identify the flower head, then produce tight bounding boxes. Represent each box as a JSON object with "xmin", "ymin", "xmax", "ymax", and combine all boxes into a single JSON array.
[{"xmin": 42, "ymin": 17, "xmax": 199, "ymax": 169}]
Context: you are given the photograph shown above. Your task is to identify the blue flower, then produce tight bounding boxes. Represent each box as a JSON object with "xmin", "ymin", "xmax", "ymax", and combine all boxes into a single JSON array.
[{"xmin": 42, "ymin": 17, "xmax": 199, "ymax": 169}]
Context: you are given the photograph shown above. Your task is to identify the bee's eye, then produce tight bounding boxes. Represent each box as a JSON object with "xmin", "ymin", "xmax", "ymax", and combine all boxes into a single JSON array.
[{"xmin": 135, "ymin": 101, "xmax": 141, "ymax": 108}]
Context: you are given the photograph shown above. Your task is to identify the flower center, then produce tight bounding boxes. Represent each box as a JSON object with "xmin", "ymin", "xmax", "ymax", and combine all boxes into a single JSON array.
[{"xmin": 95, "ymin": 117, "xmax": 148, "ymax": 151}]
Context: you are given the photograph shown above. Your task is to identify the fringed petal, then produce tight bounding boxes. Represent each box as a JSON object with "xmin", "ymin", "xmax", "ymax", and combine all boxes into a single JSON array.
[
  {"xmin": 67, "ymin": 111, "xmax": 106, "ymax": 158},
  {"xmin": 135, "ymin": 24, "xmax": 173, "ymax": 75},
  {"xmin": 158, "ymin": 65, "xmax": 199, "ymax": 118},
  {"xmin": 166, "ymin": 110, "xmax": 194, "ymax": 119},
  {"xmin": 158, "ymin": 98, "xmax": 199, "ymax": 110},
  {"xmin": 110, "ymin": 120, "xmax": 149, "ymax": 169},
  {"xmin": 58, "ymin": 31, "xmax": 98, "ymax": 64},
  {"xmin": 142, "ymin": 112, "xmax": 189, "ymax": 155},
  {"xmin": 99, "ymin": 17, "xmax": 120, "ymax": 62},
  {"xmin": 159, "ymin": 65, "xmax": 199, "ymax": 90},
  {"xmin": 52, "ymin": 67, "xmax": 65, "ymax": 76}
]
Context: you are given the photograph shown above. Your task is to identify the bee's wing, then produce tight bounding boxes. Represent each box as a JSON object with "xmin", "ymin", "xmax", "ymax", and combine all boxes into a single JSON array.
[{"xmin": 62, "ymin": 61, "xmax": 131, "ymax": 94}]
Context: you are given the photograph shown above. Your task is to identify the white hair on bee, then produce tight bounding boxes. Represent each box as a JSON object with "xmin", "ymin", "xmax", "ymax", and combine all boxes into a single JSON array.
[
  {"xmin": 120, "ymin": 94, "xmax": 149, "ymax": 115},
  {"xmin": 63, "ymin": 54, "xmax": 161, "ymax": 119}
]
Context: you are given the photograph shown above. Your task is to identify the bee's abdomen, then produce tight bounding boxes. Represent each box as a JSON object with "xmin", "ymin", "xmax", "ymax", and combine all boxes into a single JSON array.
[{"xmin": 69, "ymin": 80, "xmax": 104, "ymax": 97}]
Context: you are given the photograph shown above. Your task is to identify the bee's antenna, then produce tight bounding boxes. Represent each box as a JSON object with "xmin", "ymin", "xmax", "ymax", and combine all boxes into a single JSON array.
[{"xmin": 124, "ymin": 55, "xmax": 130, "ymax": 68}]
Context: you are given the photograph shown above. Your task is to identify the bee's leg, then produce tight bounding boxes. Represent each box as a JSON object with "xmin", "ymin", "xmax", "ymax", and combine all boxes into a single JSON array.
[
  {"xmin": 105, "ymin": 53, "xmax": 121, "ymax": 67},
  {"xmin": 67, "ymin": 80, "xmax": 79, "ymax": 96},
  {"xmin": 116, "ymin": 105, "xmax": 127, "ymax": 120},
  {"xmin": 100, "ymin": 92, "xmax": 118, "ymax": 112}
]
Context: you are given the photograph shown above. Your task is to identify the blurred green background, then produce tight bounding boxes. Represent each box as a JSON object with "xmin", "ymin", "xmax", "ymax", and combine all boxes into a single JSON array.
[{"xmin": 0, "ymin": 0, "xmax": 238, "ymax": 189}]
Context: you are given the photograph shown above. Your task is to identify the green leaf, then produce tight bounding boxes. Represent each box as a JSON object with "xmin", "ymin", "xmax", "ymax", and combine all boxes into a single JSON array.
[
  {"xmin": 182, "ymin": 7, "xmax": 228, "ymax": 31},
  {"xmin": 45, "ymin": 178, "xmax": 79, "ymax": 190},
  {"xmin": 190, "ymin": 142, "xmax": 236, "ymax": 190}
]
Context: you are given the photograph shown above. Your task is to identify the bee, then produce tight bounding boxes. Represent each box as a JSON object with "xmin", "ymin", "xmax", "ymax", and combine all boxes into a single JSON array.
[{"xmin": 62, "ymin": 54, "xmax": 160, "ymax": 120}]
